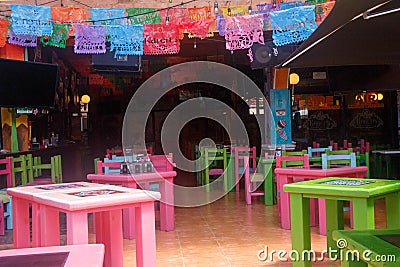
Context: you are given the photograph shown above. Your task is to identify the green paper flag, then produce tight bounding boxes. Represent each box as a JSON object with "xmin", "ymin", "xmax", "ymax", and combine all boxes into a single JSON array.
[
  {"xmin": 40, "ymin": 23, "xmax": 70, "ymax": 48},
  {"xmin": 126, "ymin": 8, "xmax": 161, "ymax": 25}
]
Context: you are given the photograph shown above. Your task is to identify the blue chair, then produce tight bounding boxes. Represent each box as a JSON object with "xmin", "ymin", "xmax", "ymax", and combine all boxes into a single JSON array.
[
  {"xmin": 322, "ymin": 152, "xmax": 357, "ymax": 169},
  {"xmin": 307, "ymin": 146, "xmax": 332, "ymax": 158},
  {"xmin": 103, "ymin": 156, "xmax": 124, "ymax": 174}
]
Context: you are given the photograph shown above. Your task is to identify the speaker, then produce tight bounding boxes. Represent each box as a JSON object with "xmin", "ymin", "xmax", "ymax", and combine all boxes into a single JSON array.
[
  {"xmin": 92, "ymin": 48, "xmax": 141, "ymax": 72},
  {"xmin": 250, "ymin": 41, "xmax": 297, "ymax": 70}
]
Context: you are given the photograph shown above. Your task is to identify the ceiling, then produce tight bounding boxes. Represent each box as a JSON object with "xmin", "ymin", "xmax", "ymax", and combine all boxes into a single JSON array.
[{"xmin": 279, "ymin": 0, "xmax": 400, "ymax": 68}]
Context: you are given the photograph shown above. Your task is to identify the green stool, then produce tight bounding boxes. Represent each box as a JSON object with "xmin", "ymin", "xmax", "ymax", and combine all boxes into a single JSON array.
[{"xmin": 284, "ymin": 177, "xmax": 400, "ymax": 267}]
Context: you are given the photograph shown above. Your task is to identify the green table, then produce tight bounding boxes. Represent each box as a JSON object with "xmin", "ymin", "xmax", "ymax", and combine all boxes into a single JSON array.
[
  {"xmin": 283, "ymin": 177, "xmax": 400, "ymax": 267},
  {"xmin": 332, "ymin": 229, "xmax": 400, "ymax": 267}
]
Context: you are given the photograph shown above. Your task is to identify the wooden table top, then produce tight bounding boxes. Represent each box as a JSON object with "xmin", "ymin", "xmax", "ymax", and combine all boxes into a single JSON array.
[{"xmin": 283, "ymin": 177, "xmax": 400, "ymax": 198}]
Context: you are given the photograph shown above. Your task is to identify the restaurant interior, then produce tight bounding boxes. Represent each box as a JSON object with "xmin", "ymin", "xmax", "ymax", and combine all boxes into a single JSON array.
[{"xmin": 1, "ymin": 0, "xmax": 400, "ymax": 266}]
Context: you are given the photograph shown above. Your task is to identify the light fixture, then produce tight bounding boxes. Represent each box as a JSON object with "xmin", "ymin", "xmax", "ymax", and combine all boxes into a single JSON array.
[
  {"xmin": 169, "ymin": 0, "xmax": 172, "ymax": 3},
  {"xmin": 289, "ymin": 73, "xmax": 300, "ymax": 105},
  {"xmin": 208, "ymin": 1, "xmax": 212, "ymax": 16},
  {"xmin": 227, "ymin": 1, "xmax": 231, "ymax": 16},
  {"xmin": 194, "ymin": 37, "xmax": 197, "ymax": 49},
  {"xmin": 272, "ymin": 0, "xmax": 277, "ymax": 8},
  {"xmin": 81, "ymin": 94, "xmax": 91, "ymax": 104},
  {"xmin": 214, "ymin": 1, "xmax": 219, "ymax": 14},
  {"xmin": 248, "ymin": 0, "xmax": 252, "ymax": 14},
  {"xmin": 165, "ymin": 8, "xmax": 170, "ymax": 25},
  {"xmin": 289, "ymin": 73, "xmax": 300, "ymax": 85},
  {"xmin": 363, "ymin": 2, "xmax": 400, "ymax": 20}
]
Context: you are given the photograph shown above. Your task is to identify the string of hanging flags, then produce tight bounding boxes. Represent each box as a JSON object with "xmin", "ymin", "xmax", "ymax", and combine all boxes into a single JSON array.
[{"xmin": 0, "ymin": 1, "xmax": 335, "ymax": 56}]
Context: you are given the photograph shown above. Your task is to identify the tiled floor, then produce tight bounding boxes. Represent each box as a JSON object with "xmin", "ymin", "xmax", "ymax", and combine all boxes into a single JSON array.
[{"xmin": 0, "ymin": 190, "xmax": 386, "ymax": 267}]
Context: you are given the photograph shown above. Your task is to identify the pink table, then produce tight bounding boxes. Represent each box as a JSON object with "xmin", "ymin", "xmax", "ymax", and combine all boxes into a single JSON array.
[
  {"xmin": 7, "ymin": 182, "xmax": 100, "ymax": 248},
  {"xmin": 87, "ymin": 171, "xmax": 176, "ymax": 239},
  {"xmin": 274, "ymin": 166, "xmax": 368, "ymax": 234},
  {"xmin": 7, "ymin": 182, "xmax": 160, "ymax": 267},
  {"xmin": 0, "ymin": 244, "xmax": 105, "ymax": 267}
]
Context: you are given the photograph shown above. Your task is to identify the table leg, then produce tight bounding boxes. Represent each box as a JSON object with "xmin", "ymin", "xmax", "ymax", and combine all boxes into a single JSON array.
[
  {"xmin": 122, "ymin": 207, "xmax": 136, "ymax": 239},
  {"xmin": 31, "ymin": 203, "xmax": 41, "ymax": 247},
  {"xmin": 385, "ymin": 155, "xmax": 392, "ymax": 178},
  {"xmin": 339, "ymin": 249, "xmax": 368, "ymax": 267},
  {"xmin": 123, "ymin": 182, "xmax": 138, "ymax": 239},
  {"xmin": 244, "ymin": 162, "xmax": 251, "ymax": 205},
  {"xmin": 12, "ymin": 197, "xmax": 30, "ymax": 248},
  {"xmin": 338, "ymin": 199, "xmax": 368, "ymax": 267},
  {"xmin": 227, "ymin": 154, "xmax": 235, "ymax": 192},
  {"xmin": 66, "ymin": 211, "xmax": 89, "ymax": 245},
  {"xmin": 102, "ymin": 210, "xmax": 123, "ymax": 267},
  {"xmin": 95, "ymin": 211, "xmax": 104, "ymax": 244},
  {"xmin": 318, "ymin": 199, "xmax": 326, "ymax": 235},
  {"xmin": 385, "ymin": 192, "xmax": 400, "ymax": 228},
  {"xmin": 377, "ymin": 154, "xmax": 383, "ymax": 178},
  {"xmin": 325, "ymin": 199, "xmax": 343, "ymax": 251},
  {"xmin": 135, "ymin": 201, "xmax": 156, "ymax": 267},
  {"xmin": 372, "ymin": 153, "xmax": 378, "ymax": 178},
  {"xmin": 159, "ymin": 178, "xmax": 174, "ymax": 231},
  {"xmin": 235, "ymin": 155, "xmax": 239, "ymax": 192},
  {"xmin": 290, "ymin": 193, "xmax": 311, "ymax": 267},
  {"xmin": 263, "ymin": 162, "xmax": 274, "ymax": 206},
  {"xmin": 40, "ymin": 206, "xmax": 60, "ymax": 246},
  {"xmin": 277, "ymin": 175, "xmax": 288, "ymax": 227},
  {"xmin": 280, "ymin": 177, "xmax": 317, "ymax": 229},
  {"xmin": 352, "ymin": 198, "xmax": 374, "ymax": 230}
]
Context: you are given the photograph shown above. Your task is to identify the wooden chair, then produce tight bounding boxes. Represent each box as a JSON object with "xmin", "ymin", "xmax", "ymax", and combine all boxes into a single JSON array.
[
  {"xmin": 243, "ymin": 155, "xmax": 262, "ymax": 205},
  {"xmin": 232, "ymin": 146, "xmax": 256, "ymax": 192},
  {"xmin": 356, "ymin": 151, "xmax": 370, "ymax": 178},
  {"xmin": 32, "ymin": 155, "xmax": 63, "ymax": 184},
  {"xmin": 103, "ymin": 156, "xmax": 124, "ymax": 174},
  {"xmin": 96, "ymin": 160, "xmax": 121, "ymax": 174},
  {"xmin": 322, "ymin": 151, "xmax": 356, "ymax": 169},
  {"xmin": 0, "ymin": 191, "xmax": 12, "ymax": 236},
  {"xmin": 275, "ymin": 154, "xmax": 319, "ymax": 226},
  {"xmin": 105, "ymin": 147, "xmax": 153, "ymax": 159},
  {"xmin": 0, "ymin": 157, "xmax": 13, "ymax": 235},
  {"xmin": 198, "ymin": 146, "xmax": 228, "ymax": 192},
  {"xmin": 93, "ymin": 157, "xmax": 100, "ymax": 174},
  {"xmin": 275, "ymin": 154, "xmax": 310, "ymax": 169},
  {"xmin": 11, "ymin": 154, "xmax": 34, "ymax": 187},
  {"xmin": 307, "ymin": 146, "xmax": 332, "ymax": 157},
  {"xmin": 0, "ymin": 157, "xmax": 12, "ymax": 188},
  {"xmin": 149, "ymin": 153, "xmax": 175, "ymax": 172}
]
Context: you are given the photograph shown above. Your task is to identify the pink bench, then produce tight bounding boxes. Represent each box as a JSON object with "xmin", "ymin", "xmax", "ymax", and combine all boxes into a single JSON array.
[{"xmin": 0, "ymin": 244, "xmax": 105, "ymax": 266}]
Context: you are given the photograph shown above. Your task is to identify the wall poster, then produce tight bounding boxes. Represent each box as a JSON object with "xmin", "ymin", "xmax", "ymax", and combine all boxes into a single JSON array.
[{"xmin": 269, "ymin": 88, "xmax": 292, "ymax": 145}]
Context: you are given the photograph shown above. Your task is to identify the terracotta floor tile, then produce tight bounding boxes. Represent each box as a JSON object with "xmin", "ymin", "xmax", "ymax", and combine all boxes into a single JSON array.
[{"xmin": 0, "ymin": 191, "xmax": 386, "ymax": 267}]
